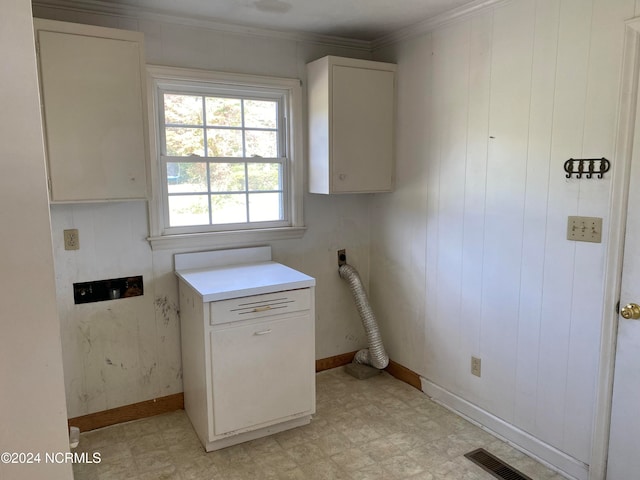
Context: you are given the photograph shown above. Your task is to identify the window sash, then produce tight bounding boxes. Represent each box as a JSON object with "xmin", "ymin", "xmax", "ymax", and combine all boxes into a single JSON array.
[
  {"xmin": 160, "ymin": 155, "xmax": 289, "ymax": 235},
  {"xmin": 159, "ymin": 91, "xmax": 285, "ymax": 159},
  {"xmin": 157, "ymin": 88, "xmax": 289, "ymax": 233}
]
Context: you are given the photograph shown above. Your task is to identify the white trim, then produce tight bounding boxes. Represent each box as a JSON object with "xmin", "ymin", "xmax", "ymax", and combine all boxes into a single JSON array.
[
  {"xmin": 420, "ymin": 377, "xmax": 588, "ymax": 480},
  {"xmin": 372, "ymin": 0, "xmax": 512, "ymax": 50},
  {"xmin": 589, "ymin": 16, "xmax": 640, "ymax": 480},
  {"xmin": 146, "ymin": 65, "xmax": 305, "ymax": 249},
  {"xmin": 33, "ymin": 16, "xmax": 142, "ymax": 41},
  {"xmin": 148, "ymin": 226, "xmax": 306, "ymax": 251},
  {"xmin": 32, "ymin": 0, "xmax": 371, "ymax": 51}
]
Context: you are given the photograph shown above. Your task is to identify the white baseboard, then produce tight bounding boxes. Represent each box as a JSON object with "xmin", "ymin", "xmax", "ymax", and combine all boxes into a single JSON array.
[{"xmin": 420, "ymin": 377, "xmax": 588, "ymax": 480}]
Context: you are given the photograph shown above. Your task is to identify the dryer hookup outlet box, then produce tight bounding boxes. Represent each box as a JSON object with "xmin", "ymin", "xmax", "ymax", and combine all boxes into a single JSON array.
[{"xmin": 73, "ymin": 275, "xmax": 143, "ymax": 304}]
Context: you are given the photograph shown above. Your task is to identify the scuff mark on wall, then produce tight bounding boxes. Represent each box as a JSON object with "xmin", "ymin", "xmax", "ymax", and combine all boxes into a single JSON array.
[
  {"xmin": 344, "ymin": 333, "xmax": 359, "ymax": 342},
  {"xmin": 141, "ymin": 362, "xmax": 157, "ymax": 385},
  {"xmin": 78, "ymin": 322, "xmax": 92, "ymax": 349},
  {"xmin": 154, "ymin": 295, "xmax": 179, "ymax": 326}
]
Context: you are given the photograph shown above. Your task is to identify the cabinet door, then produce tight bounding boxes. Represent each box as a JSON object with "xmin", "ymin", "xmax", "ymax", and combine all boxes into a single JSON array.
[
  {"xmin": 37, "ymin": 29, "xmax": 147, "ymax": 201},
  {"xmin": 210, "ymin": 314, "xmax": 314, "ymax": 436},
  {"xmin": 331, "ymin": 65, "xmax": 394, "ymax": 193}
]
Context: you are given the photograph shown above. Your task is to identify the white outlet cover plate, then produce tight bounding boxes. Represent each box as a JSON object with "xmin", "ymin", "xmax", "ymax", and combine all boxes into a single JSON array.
[{"xmin": 63, "ymin": 229, "xmax": 79, "ymax": 250}]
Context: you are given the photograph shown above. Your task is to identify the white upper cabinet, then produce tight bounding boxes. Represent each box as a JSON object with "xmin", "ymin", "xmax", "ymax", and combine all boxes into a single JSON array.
[
  {"xmin": 34, "ymin": 19, "xmax": 148, "ymax": 202},
  {"xmin": 307, "ymin": 56, "xmax": 396, "ymax": 194}
]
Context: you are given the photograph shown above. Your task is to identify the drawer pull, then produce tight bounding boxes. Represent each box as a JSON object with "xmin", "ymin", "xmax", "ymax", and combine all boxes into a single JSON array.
[
  {"xmin": 252, "ymin": 305, "xmax": 272, "ymax": 312},
  {"xmin": 254, "ymin": 329, "xmax": 272, "ymax": 336}
]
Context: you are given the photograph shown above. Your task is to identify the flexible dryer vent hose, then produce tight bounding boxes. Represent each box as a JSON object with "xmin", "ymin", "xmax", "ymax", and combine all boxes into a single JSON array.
[{"xmin": 339, "ymin": 263, "xmax": 389, "ymax": 370}]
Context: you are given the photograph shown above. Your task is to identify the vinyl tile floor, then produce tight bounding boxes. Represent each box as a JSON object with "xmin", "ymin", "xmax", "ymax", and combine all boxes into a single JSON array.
[{"xmin": 72, "ymin": 367, "xmax": 567, "ymax": 480}]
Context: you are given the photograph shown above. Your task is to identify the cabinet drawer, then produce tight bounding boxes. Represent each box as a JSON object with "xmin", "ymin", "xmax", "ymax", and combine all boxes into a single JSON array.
[{"xmin": 209, "ymin": 289, "xmax": 310, "ymax": 326}]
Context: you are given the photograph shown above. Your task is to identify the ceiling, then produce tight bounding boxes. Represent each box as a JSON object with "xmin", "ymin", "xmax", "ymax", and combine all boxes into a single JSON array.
[{"xmin": 74, "ymin": 0, "xmax": 481, "ymax": 42}]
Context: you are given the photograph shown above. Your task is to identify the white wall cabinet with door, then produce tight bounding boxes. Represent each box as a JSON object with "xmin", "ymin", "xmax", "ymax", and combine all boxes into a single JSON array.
[
  {"xmin": 34, "ymin": 19, "xmax": 148, "ymax": 202},
  {"xmin": 307, "ymin": 56, "xmax": 396, "ymax": 194}
]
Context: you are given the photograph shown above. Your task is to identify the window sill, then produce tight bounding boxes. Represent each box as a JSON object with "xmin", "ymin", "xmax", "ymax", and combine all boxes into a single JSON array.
[{"xmin": 147, "ymin": 226, "xmax": 307, "ymax": 251}]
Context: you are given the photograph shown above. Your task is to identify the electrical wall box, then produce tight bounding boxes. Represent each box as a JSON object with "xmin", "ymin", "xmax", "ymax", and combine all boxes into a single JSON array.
[
  {"xmin": 337, "ymin": 249, "xmax": 347, "ymax": 266},
  {"xmin": 567, "ymin": 216, "xmax": 603, "ymax": 243}
]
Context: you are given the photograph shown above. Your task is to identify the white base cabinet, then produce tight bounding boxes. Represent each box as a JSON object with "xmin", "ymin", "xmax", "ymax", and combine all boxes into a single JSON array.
[{"xmin": 178, "ymin": 283, "xmax": 316, "ymax": 451}]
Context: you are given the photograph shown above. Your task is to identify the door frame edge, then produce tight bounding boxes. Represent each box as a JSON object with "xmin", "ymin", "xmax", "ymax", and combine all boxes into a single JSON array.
[{"xmin": 590, "ymin": 16, "xmax": 640, "ymax": 480}]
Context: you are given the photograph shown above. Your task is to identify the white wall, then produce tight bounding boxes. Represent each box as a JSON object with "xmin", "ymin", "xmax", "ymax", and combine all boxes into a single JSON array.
[
  {"xmin": 371, "ymin": 0, "xmax": 634, "ymax": 475},
  {"xmin": 0, "ymin": 1, "xmax": 72, "ymax": 479},
  {"xmin": 33, "ymin": 5, "xmax": 374, "ymax": 418},
  {"xmin": 29, "ymin": 0, "xmax": 633, "ymax": 475}
]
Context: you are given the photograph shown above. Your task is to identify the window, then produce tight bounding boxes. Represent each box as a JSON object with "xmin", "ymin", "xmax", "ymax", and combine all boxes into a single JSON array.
[{"xmin": 147, "ymin": 67, "xmax": 304, "ymax": 249}]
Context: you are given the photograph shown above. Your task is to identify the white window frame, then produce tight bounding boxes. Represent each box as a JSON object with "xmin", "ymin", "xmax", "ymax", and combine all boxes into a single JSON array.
[{"xmin": 146, "ymin": 66, "xmax": 305, "ymax": 250}]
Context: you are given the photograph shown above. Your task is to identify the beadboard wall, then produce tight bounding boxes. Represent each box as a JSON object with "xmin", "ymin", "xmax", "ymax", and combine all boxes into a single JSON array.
[{"xmin": 370, "ymin": 0, "xmax": 635, "ymax": 476}]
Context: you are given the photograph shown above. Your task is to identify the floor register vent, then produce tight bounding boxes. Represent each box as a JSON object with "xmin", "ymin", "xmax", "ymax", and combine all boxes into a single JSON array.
[{"xmin": 464, "ymin": 448, "xmax": 533, "ymax": 480}]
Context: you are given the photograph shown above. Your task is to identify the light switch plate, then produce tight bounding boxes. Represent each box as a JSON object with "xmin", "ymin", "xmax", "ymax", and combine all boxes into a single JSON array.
[{"xmin": 567, "ymin": 216, "xmax": 602, "ymax": 243}]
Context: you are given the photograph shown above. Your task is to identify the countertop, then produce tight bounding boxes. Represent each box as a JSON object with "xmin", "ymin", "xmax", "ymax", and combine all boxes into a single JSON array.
[{"xmin": 175, "ymin": 261, "xmax": 316, "ymax": 302}]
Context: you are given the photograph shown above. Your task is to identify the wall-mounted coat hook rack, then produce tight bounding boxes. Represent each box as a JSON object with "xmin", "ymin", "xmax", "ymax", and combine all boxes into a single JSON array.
[{"xmin": 564, "ymin": 158, "xmax": 610, "ymax": 179}]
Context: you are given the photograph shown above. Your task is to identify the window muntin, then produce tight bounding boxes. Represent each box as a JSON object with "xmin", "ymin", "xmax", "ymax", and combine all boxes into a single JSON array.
[{"xmin": 158, "ymin": 89, "xmax": 288, "ymax": 233}]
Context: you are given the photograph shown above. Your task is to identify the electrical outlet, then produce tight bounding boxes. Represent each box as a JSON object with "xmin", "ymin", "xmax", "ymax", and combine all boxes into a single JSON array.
[
  {"xmin": 471, "ymin": 356, "xmax": 481, "ymax": 377},
  {"xmin": 64, "ymin": 229, "xmax": 79, "ymax": 250},
  {"xmin": 567, "ymin": 216, "xmax": 602, "ymax": 243}
]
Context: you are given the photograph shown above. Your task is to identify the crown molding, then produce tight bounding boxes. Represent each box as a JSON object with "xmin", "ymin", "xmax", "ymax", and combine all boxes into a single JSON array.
[
  {"xmin": 31, "ymin": 0, "xmax": 372, "ymax": 51},
  {"xmin": 372, "ymin": 0, "xmax": 511, "ymax": 50}
]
